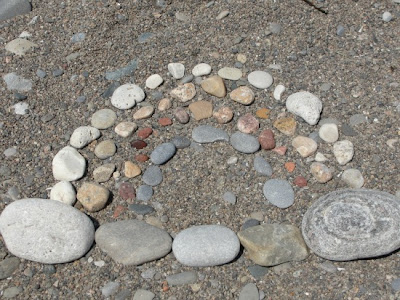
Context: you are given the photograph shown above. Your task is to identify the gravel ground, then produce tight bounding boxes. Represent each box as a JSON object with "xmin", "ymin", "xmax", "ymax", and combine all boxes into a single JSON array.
[{"xmin": 0, "ymin": 0, "xmax": 399, "ymax": 299}]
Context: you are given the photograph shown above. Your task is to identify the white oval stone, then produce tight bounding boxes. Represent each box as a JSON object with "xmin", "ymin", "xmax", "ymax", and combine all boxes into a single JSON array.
[
  {"xmin": 192, "ymin": 63, "xmax": 212, "ymax": 77},
  {"xmin": 111, "ymin": 84, "xmax": 145, "ymax": 109},
  {"xmin": 145, "ymin": 74, "xmax": 163, "ymax": 89},
  {"xmin": 286, "ymin": 91, "xmax": 322, "ymax": 125},
  {"xmin": 319, "ymin": 123, "xmax": 339, "ymax": 143},
  {"xmin": 333, "ymin": 140, "xmax": 354, "ymax": 165},
  {"xmin": 172, "ymin": 225, "xmax": 240, "ymax": 267},
  {"xmin": 273, "ymin": 84, "xmax": 285, "ymax": 100},
  {"xmin": 50, "ymin": 181, "xmax": 76, "ymax": 205},
  {"xmin": 292, "ymin": 136, "xmax": 318, "ymax": 157},
  {"xmin": 341, "ymin": 169, "xmax": 364, "ymax": 188},
  {"xmin": 70, "ymin": 126, "xmax": 101, "ymax": 149},
  {"xmin": 168, "ymin": 63, "xmax": 185, "ymax": 79},
  {"xmin": 52, "ymin": 146, "xmax": 86, "ymax": 181},
  {"xmin": 247, "ymin": 71, "xmax": 273, "ymax": 89},
  {"xmin": 217, "ymin": 67, "xmax": 242, "ymax": 80},
  {"xmin": 114, "ymin": 121, "xmax": 137, "ymax": 137},
  {"xmin": 0, "ymin": 199, "xmax": 94, "ymax": 264}
]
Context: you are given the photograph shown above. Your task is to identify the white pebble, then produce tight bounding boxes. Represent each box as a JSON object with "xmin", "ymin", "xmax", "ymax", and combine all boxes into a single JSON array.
[
  {"xmin": 341, "ymin": 169, "xmax": 364, "ymax": 188},
  {"xmin": 216, "ymin": 10, "xmax": 229, "ymax": 20},
  {"xmin": 273, "ymin": 84, "xmax": 285, "ymax": 100},
  {"xmin": 247, "ymin": 71, "xmax": 273, "ymax": 89},
  {"xmin": 333, "ymin": 140, "xmax": 354, "ymax": 165},
  {"xmin": 382, "ymin": 12, "xmax": 393, "ymax": 22},
  {"xmin": 192, "ymin": 63, "xmax": 212, "ymax": 76},
  {"xmin": 145, "ymin": 74, "xmax": 163, "ymax": 89},
  {"xmin": 315, "ymin": 152, "xmax": 328, "ymax": 162},
  {"xmin": 168, "ymin": 63, "xmax": 185, "ymax": 79},
  {"xmin": 286, "ymin": 91, "xmax": 322, "ymax": 125},
  {"xmin": 52, "ymin": 146, "xmax": 86, "ymax": 181},
  {"xmin": 227, "ymin": 156, "xmax": 238, "ymax": 165},
  {"xmin": 111, "ymin": 84, "xmax": 145, "ymax": 110},
  {"xmin": 13, "ymin": 102, "xmax": 29, "ymax": 115},
  {"xmin": 50, "ymin": 181, "xmax": 76, "ymax": 206},
  {"xmin": 319, "ymin": 123, "xmax": 339, "ymax": 143},
  {"xmin": 70, "ymin": 126, "xmax": 101, "ymax": 149}
]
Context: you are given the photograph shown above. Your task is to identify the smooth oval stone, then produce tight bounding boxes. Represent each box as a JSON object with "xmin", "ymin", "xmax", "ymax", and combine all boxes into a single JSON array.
[
  {"xmin": 136, "ymin": 185, "xmax": 153, "ymax": 201},
  {"xmin": 50, "ymin": 181, "xmax": 76, "ymax": 205},
  {"xmin": 172, "ymin": 225, "xmax": 240, "ymax": 267},
  {"xmin": 111, "ymin": 84, "xmax": 145, "ymax": 109},
  {"xmin": 254, "ymin": 156, "xmax": 273, "ymax": 176},
  {"xmin": 91, "ymin": 109, "xmax": 117, "ymax": 129},
  {"xmin": 95, "ymin": 220, "xmax": 172, "ymax": 265},
  {"xmin": 142, "ymin": 166, "xmax": 163, "ymax": 186},
  {"xmin": 192, "ymin": 125, "xmax": 229, "ymax": 143},
  {"xmin": 131, "ymin": 140, "xmax": 147, "ymax": 150},
  {"xmin": 145, "ymin": 74, "xmax": 163, "ymax": 89},
  {"xmin": 302, "ymin": 189, "xmax": 400, "ymax": 261},
  {"xmin": 218, "ymin": 67, "xmax": 242, "ymax": 80},
  {"xmin": 263, "ymin": 179, "xmax": 294, "ymax": 209},
  {"xmin": 192, "ymin": 63, "xmax": 212, "ymax": 77},
  {"xmin": 0, "ymin": 199, "xmax": 94, "ymax": 264},
  {"xmin": 70, "ymin": 126, "xmax": 101, "ymax": 149},
  {"xmin": 52, "ymin": 146, "xmax": 86, "ymax": 181},
  {"xmin": 230, "ymin": 132, "xmax": 260, "ymax": 154},
  {"xmin": 150, "ymin": 142, "xmax": 176, "ymax": 165},
  {"xmin": 247, "ymin": 71, "xmax": 273, "ymax": 89}
]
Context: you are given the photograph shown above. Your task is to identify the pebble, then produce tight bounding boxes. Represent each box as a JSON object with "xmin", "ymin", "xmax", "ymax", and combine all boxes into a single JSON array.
[
  {"xmin": 36, "ymin": 69, "xmax": 47, "ymax": 78},
  {"xmin": 218, "ymin": 67, "xmax": 242, "ymax": 80},
  {"xmin": 242, "ymin": 219, "xmax": 260, "ymax": 231},
  {"xmin": 2, "ymin": 287, "xmax": 22, "ymax": 298},
  {"xmin": 111, "ymin": 84, "xmax": 145, "ymax": 109},
  {"xmin": 50, "ymin": 181, "xmax": 76, "ymax": 205},
  {"xmin": 135, "ymin": 154, "xmax": 149, "ymax": 162},
  {"xmin": 192, "ymin": 125, "xmax": 229, "ymax": 143},
  {"xmin": 248, "ymin": 265, "xmax": 268, "ymax": 280},
  {"xmin": 341, "ymin": 124, "xmax": 358, "ymax": 136},
  {"xmin": 171, "ymin": 136, "xmax": 191, "ymax": 149},
  {"xmin": 175, "ymin": 11, "xmax": 190, "ymax": 21},
  {"xmin": 230, "ymin": 86, "xmax": 255, "ymax": 105},
  {"xmin": 293, "ymin": 176, "xmax": 308, "ymax": 187},
  {"xmin": 315, "ymin": 152, "xmax": 328, "ymax": 162},
  {"xmin": 263, "ymin": 179, "xmax": 294, "ymax": 209},
  {"xmin": 292, "ymin": 136, "xmax": 318, "ymax": 157},
  {"xmin": 133, "ymin": 106, "xmax": 155, "ymax": 120},
  {"xmin": 223, "ymin": 191, "xmax": 237, "ymax": 204},
  {"xmin": 254, "ymin": 156, "xmax": 273, "ymax": 176},
  {"xmin": 0, "ymin": 199, "xmax": 94, "ymax": 263},
  {"xmin": 70, "ymin": 126, "xmax": 101, "ymax": 149},
  {"xmin": 238, "ymin": 224, "xmax": 308, "ymax": 266},
  {"xmin": 247, "ymin": 71, "xmax": 273, "ymax": 89},
  {"xmin": 0, "ymin": 257, "xmax": 20, "ymax": 280},
  {"xmin": 0, "ymin": 0, "xmax": 32, "ymax": 21},
  {"xmin": 192, "ymin": 63, "xmax": 212, "ymax": 76},
  {"xmin": 136, "ymin": 185, "xmax": 154, "ymax": 201},
  {"xmin": 189, "ymin": 100, "xmax": 213, "ymax": 120},
  {"xmin": 337, "ymin": 25, "xmax": 345, "ymax": 36},
  {"xmin": 168, "ymin": 63, "xmax": 185, "ymax": 79},
  {"xmin": 70, "ymin": 32, "xmax": 86, "ymax": 43},
  {"xmin": 118, "ymin": 182, "xmax": 136, "ymax": 201},
  {"xmin": 77, "ymin": 182, "xmax": 110, "ymax": 212},
  {"xmin": 3, "ymin": 73, "xmax": 32, "ymax": 92},
  {"xmin": 319, "ymin": 123, "xmax": 339, "ymax": 143},
  {"xmin": 166, "ymin": 271, "xmax": 198, "ymax": 286},
  {"xmin": 94, "ymin": 140, "xmax": 117, "ymax": 159},
  {"xmin": 12, "ymin": 102, "xmax": 28, "ymax": 115},
  {"xmin": 150, "ymin": 143, "xmax": 176, "ymax": 165},
  {"xmin": 115, "ymin": 122, "xmax": 137, "ymax": 137},
  {"xmin": 124, "ymin": 161, "xmax": 141, "ymax": 178},
  {"xmin": 102, "ymin": 82, "xmax": 120, "ymax": 98},
  {"xmin": 230, "ymin": 132, "xmax": 260, "ymax": 154},
  {"xmin": 132, "ymin": 289, "xmax": 155, "ymax": 300},
  {"xmin": 158, "ymin": 98, "xmax": 172, "ymax": 111},
  {"xmin": 95, "ymin": 220, "xmax": 172, "ymax": 265},
  {"xmin": 142, "ymin": 166, "xmax": 163, "ymax": 186},
  {"xmin": 286, "ymin": 91, "xmax": 322, "ymax": 125},
  {"xmin": 258, "ymin": 129, "xmax": 275, "ymax": 150},
  {"xmin": 200, "ymin": 75, "xmax": 226, "ymax": 98},
  {"xmin": 341, "ymin": 169, "xmax": 364, "ymax": 188},
  {"xmin": 105, "ymin": 59, "xmax": 138, "ymax": 81},
  {"xmin": 101, "ymin": 281, "xmax": 120, "ymax": 297},
  {"xmin": 237, "ymin": 113, "xmax": 259, "ymax": 134},
  {"xmin": 333, "ymin": 140, "xmax": 354, "ymax": 165},
  {"xmin": 273, "ymin": 117, "xmax": 296, "ymax": 135},
  {"xmin": 159, "ymin": 117, "xmax": 173, "ymax": 126},
  {"xmin": 180, "ymin": 75, "xmax": 194, "ymax": 84},
  {"xmin": 172, "ymin": 225, "xmax": 240, "ymax": 267},
  {"xmin": 170, "ymin": 83, "xmax": 196, "ymax": 102},
  {"xmin": 216, "ymin": 10, "xmax": 229, "ymax": 20},
  {"xmin": 391, "ymin": 279, "xmax": 400, "ymax": 292},
  {"xmin": 52, "ymin": 69, "xmax": 64, "ymax": 77},
  {"xmin": 137, "ymin": 127, "xmax": 153, "ymax": 139},
  {"xmin": 93, "ymin": 164, "xmax": 115, "ymax": 183},
  {"xmin": 349, "ymin": 113, "xmax": 367, "ymax": 126},
  {"xmin": 4, "ymin": 147, "xmax": 17, "ymax": 157},
  {"xmin": 302, "ymin": 189, "xmax": 400, "ymax": 260},
  {"xmin": 5, "ymin": 38, "xmax": 37, "ymax": 56},
  {"xmin": 52, "ymin": 146, "xmax": 86, "ymax": 181},
  {"xmin": 310, "ymin": 162, "xmax": 333, "ymax": 183},
  {"xmin": 382, "ymin": 11, "xmax": 392, "ymax": 22},
  {"xmin": 239, "ymin": 283, "xmax": 259, "ymax": 300},
  {"xmin": 174, "ymin": 107, "xmax": 190, "ymax": 124},
  {"xmin": 129, "ymin": 204, "xmax": 154, "ymax": 215},
  {"xmin": 91, "ymin": 109, "xmax": 117, "ymax": 129},
  {"xmin": 273, "ymin": 84, "xmax": 286, "ymax": 100},
  {"xmin": 213, "ymin": 106, "xmax": 234, "ymax": 124},
  {"xmin": 285, "ymin": 162, "xmax": 296, "ymax": 172}
]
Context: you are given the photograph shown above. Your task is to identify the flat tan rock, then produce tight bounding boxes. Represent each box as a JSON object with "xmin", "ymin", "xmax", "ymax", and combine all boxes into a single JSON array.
[
  {"xmin": 273, "ymin": 117, "xmax": 296, "ymax": 135},
  {"xmin": 5, "ymin": 38, "xmax": 38, "ymax": 56},
  {"xmin": 292, "ymin": 136, "xmax": 318, "ymax": 157},
  {"xmin": 133, "ymin": 106, "xmax": 155, "ymax": 120},
  {"xmin": 77, "ymin": 182, "xmax": 110, "ymax": 212},
  {"xmin": 124, "ymin": 161, "xmax": 141, "ymax": 178},
  {"xmin": 189, "ymin": 101, "xmax": 213, "ymax": 121},
  {"xmin": 230, "ymin": 86, "xmax": 255, "ymax": 105},
  {"xmin": 200, "ymin": 76, "xmax": 226, "ymax": 98}
]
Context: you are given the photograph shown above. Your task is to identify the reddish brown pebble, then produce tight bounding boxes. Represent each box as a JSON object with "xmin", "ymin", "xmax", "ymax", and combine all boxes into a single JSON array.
[
  {"xmin": 137, "ymin": 127, "xmax": 153, "ymax": 139},
  {"xmin": 258, "ymin": 129, "xmax": 275, "ymax": 150},
  {"xmin": 237, "ymin": 113, "xmax": 259, "ymax": 134},
  {"xmin": 135, "ymin": 154, "xmax": 149, "ymax": 162},
  {"xmin": 159, "ymin": 117, "xmax": 173, "ymax": 126},
  {"xmin": 162, "ymin": 281, "xmax": 169, "ymax": 292},
  {"xmin": 294, "ymin": 176, "xmax": 308, "ymax": 187},
  {"xmin": 119, "ymin": 182, "xmax": 135, "ymax": 201},
  {"xmin": 285, "ymin": 162, "xmax": 296, "ymax": 173},
  {"xmin": 131, "ymin": 140, "xmax": 147, "ymax": 149},
  {"xmin": 174, "ymin": 107, "xmax": 190, "ymax": 124},
  {"xmin": 112, "ymin": 205, "xmax": 127, "ymax": 218},
  {"xmin": 273, "ymin": 146, "xmax": 287, "ymax": 155}
]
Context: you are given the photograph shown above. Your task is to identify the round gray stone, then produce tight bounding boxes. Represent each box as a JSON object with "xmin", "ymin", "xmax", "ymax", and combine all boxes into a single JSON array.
[
  {"xmin": 230, "ymin": 132, "xmax": 260, "ymax": 154},
  {"xmin": 142, "ymin": 166, "xmax": 163, "ymax": 186},
  {"xmin": 171, "ymin": 136, "xmax": 191, "ymax": 149},
  {"xmin": 302, "ymin": 189, "xmax": 400, "ymax": 261},
  {"xmin": 254, "ymin": 156, "xmax": 273, "ymax": 176},
  {"xmin": 192, "ymin": 125, "xmax": 229, "ymax": 143},
  {"xmin": 0, "ymin": 0, "xmax": 32, "ymax": 22},
  {"xmin": 166, "ymin": 271, "xmax": 198, "ymax": 286},
  {"xmin": 0, "ymin": 199, "xmax": 94, "ymax": 264},
  {"xmin": 223, "ymin": 191, "xmax": 237, "ymax": 205},
  {"xmin": 247, "ymin": 71, "xmax": 273, "ymax": 89},
  {"xmin": 136, "ymin": 185, "xmax": 153, "ymax": 201},
  {"xmin": 91, "ymin": 109, "xmax": 117, "ymax": 129},
  {"xmin": 150, "ymin": 142, "xmax": 176, "ymax": 165},
  {"xmin": 263, "ymin": 179, "xmax": 294, "ymax": 209},
  {"xmin": 239, "ymin": 283, "xmax": 259, "ymax": 300}
]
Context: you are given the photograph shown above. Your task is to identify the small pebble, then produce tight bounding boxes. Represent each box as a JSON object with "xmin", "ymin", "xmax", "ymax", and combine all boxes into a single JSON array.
[
  {"xmin": 200, "ymin": 75, "xmax": 226, "ymax": 98},
  {"xmin": 168, "ymin": 63, "xmax": 185, "ymax": 79},
  {"xmin": 310, "ymin": 162, "xmax": 333, "ymax": 183},
  {"xmin": 150, "ymin": 143, "xmax": 176, "ymax": 165},
  {"xmin": 382, "ymin": 11, "xmax": 392, "ymax": 22},
  {"xmin": 273, "ymin": 117, "xmax": 296, "ymax": 135},
  {"xmin": 341, "ymin": 169, "xmax": 364, "ymax": 188},
  {"xmin": 77, "ymin": 182, "xmax": 110, "ymax": 212},
  {"xmin": 129, "ymin": 204, "xmax": 154, "ymax": 215},
  {"xmin": 293, "ymin": 176, "xmax": 307, "ymax": 187},
  {"xmin": 237, "ymin": 113, "xmax": 259, "ymax": 134},
  {"xmin": 255, "ymin": 108, "xmax": 270, "ymax": 119},
  {"xmin": 258, "ymin": 129, "xmax": 275, "ymax": 150},
  {"xmin": 133, "ymin": 106, "xmax": 155, "ymax": 120},
  {"xmin": 170, "ymin": 83, "xmax": 196, "ymax": 102},
  {"xmin": 124, "ymin": 161, "xmax": 141, "ymax": 178},
  {"xmin": 230, "ymin": 132, "xmax": 260, "ymax": 154},
  {"xmin": 171, "ymin": 136, "xmax": 191, "ymax": 149},
  {"xmin": 248, "ymin": 71, "xmax": 273, "ymax": 89},
  {"xmin": 218, "ymin": 67, "xmax": 242, "ymax": 80},
  {"xmin": 131, "ymin": 140, "xmax": 147, "ymax": 150},
  {"xmin": 119, "ymin": 182, "xmax": 136, "ymax": 201},
  {"xmin": 159, "ymin": 117, "xmax": 173, "ymax": 126},
  {"xmin": 101, "ymin": 281, "xmax": 120, "ymax": 298},
  {"xmin": 254, "ymin": 156, "xmax": 273, "ymax": 176},
  {"xmin": 319, "ymin": 123, "xmax": 339, "ymax": 143},
  {"xmin": 136, "ymin": 185, "xmax": 154, "ymax": 201},
  {"xmin": 213, "ymin": 106, "xmax": 233, "ymax": 124},
  {"xmin": 263, "ymin": 179, "xmax": 294, "ymax": 209},
  {"xmin": 145, "ymin": 74, "xmax": 163, "ymax": 89},
  {"xmin": 91, "ymin": 109, "xmax": 117, "ymax": 129},
  {"xmin": 158, "ymin": 98, "xmax": 172, "ymax": 111},
  {"xmin": 94, "ymin": 140, "xmax": 116, "ymax": 159},
  {"xmin": 333, "ymin": 140, "xmax": 354, "ymax": 165},
  {"xmin": 189, "ymin": 101, "xmax": 213, "ymax": 120},
  {"xmin": 273, "ymin": 84, "xmax": 285, "ymax": 100},
  {"xmin": 292, "ymin": 136, "xmax": 318, "ymax": 157},
  {"xmin": 192, "ymin": 63, "xmax": 212, "ymax": 77},
  {"xmin": 230, "ymin": 86, "xmax": 255, "ymax": 105},
  {"xmin": 137, "ymin": 127, "xmax": 153, "ymax": 139},
  {"xmin": 223, "ymin": 191, "xmax": 236, "ymax": 204},
  {"xmin": 111, "ymin": 84, "xmax": 145, "ymax": 110},
  {"xmin": 142, "ymin": 166, "xmax": 163, "ymax": 186},
  {"xmin": 93, "ymin": 164, "xmax": 115, "ymax": 183},
  {"xmin": 166, "ymin": 271, "xmax": 198, "ymax": 286},
  {"xmin": 174, "ymin": 107, "xmax": 190, "ymax": 124},
  {"xmin": 216, "ymin": 10, "xmax": 229, "ymax": 20}
]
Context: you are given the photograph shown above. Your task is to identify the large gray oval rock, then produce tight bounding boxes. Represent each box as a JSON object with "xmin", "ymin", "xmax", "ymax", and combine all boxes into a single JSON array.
[
  {"xmin": 302, "ymin": 189, "xmax": 400, "ymax": 261},
  {"xmin": 150, "ymin": 142, "xmax": 176, "ymax": 165},
  {"xmin": 0, "ymin": 199, "xmax": 94, "ymax": 264},
  {"xmin": 95, "ymin": 220, "xmax": 172, "ymax": 265},
  {"xmin": 286, "ymin": 91, "xmax": 322, "ymax": 125},
  {"xmin": 172, "ymin": 225, "xmax": 240, "ymax": 267},
  {"xmin": 52, "ymin": 146, "xmax": 86, "ymax": 181},
  {"xmin": 192, "ymin": 125, "xmax": 229, "ymax": 143},
  {"xmin": 230, "ymin": 132, "xmax": 260, "ymax": 154}
]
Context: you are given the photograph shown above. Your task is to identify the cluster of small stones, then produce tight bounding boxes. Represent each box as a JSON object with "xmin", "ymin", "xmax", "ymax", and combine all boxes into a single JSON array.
[{"xmin": 2, "ymin": 54, "xmax": 400, "ymax": 298}]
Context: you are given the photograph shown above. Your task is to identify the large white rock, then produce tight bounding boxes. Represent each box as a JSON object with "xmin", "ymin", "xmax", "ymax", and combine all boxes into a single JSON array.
[
  {"xmin": 52, "ymin": 146, "xmax": 86, "ymax": 181},
  {"xmin": 286, "ymin": 91, "xmax": 322, "ymax": 125},
  {"xmin": 0, "ymin": 199, "xmax": 94, "ymax": 264},
  {"xmin": 168, "ymin": 63, "xmax": 185, "ymax": 79},
  {"xmin": 50, "ymin": 181, "xmax": 76, "ymax": 205},
  {"xmin": 70, "ymin": 126, "xmax": 101, "ymax": 149},
  {"xmin": 111, "ymin": 84, "xmax": 145, "ymax": 109}
]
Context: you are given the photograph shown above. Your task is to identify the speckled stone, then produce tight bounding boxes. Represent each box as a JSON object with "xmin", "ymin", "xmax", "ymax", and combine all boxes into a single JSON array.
[
  {"xmin": 170, "ymin": 83, "xmax": 196, "ymax": 102},
  {"xmin": 213, "ymin": 106, "xmax": 234, "ymax": 124},
  {"xmin": 70, "ymin": 126, "xmax": 101, "ymax": 149},
  {"xmin": 333, "ymin": 140, "xmax": 354, "ymax": 165},
  {"xmin": 302, "ymin": 189, "xmax": 400, "ymax": 261},
  {"xmin": 133, "ymin": 106, "xmax": 155, "ymax": 120},
  {"xmin": 174, "ymin": 107, "xmax": 190, "ymax": 124},
  {"xmin": 341, "ymin": 169, "xmax": 364, "ymax": 188},
  {"xmin": 192, "ymin": 63, "xmax": 212, "ymax": 77},
  {"xmin": 93, "ymin": 163, "xmax": 115, "ymax": 183},
  {"xmin": 111, "ymin": 84, "xmax": 145, "ymax": 110},
  {"xmin": 310, "ymin": 162, "xmax": 333, "ymax": 183},
  {"xmin": 168, "ymin": 63, "xmax": 185, "ymax": 79},
  {"xmin": 273, "ymin": 117, "xmax": 296, "ymax": 135},
  {"xmin": 263, "ymin": 179, "xmax": 294, "ymax": 209},
  {"xmin": 237, "ymin": 113, "xmax": 259, "ymax": 134},
  {"xmin": 258, "ymin": 129, "xmax": 275, "ymax": 150},
  {"xmin": 77, "ymin": 182, "xmax": 110, "ymax": 212},
  {"xmin": 286, "ymin": 91, "xmax": 322, "ymax": 125}
]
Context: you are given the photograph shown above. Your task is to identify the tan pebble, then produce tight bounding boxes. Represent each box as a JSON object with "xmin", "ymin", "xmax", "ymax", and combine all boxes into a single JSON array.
[
  {"xmin": 190, "ymin": 283, "xmax": 202, "ymax": 293},
  {"xmin": 200, "ymin": 75, "xmax": 226, "ymax": 98},
  {"xmin": 114, "ymin": 122, "xmax": 137, "ymax": 138},
  {"xmin": 237, "ymin": 53, "xmax": 247, "ymax": 64},
  {"xmin": 310, "ymin": 162, "xmax": 333, "ymax": 183},
  {"xmin": 237, "ymin": 113, "xmax": 259, "ymax": 134},
  {"xmin": 133, "ymin": 106, "xmax": 155, "ymax": 120},
  {"xmin": 189, "ymin": 101, "xmax": 213, "ymax": 121},
  {"xmin": 292, "ymin": 136, "xmax": 318, "ymax": 157},
  {"xmin": 170, "ymin": 83, "xmax": 196, "ymax": 102},
  {"xmin": 213, "ymin": 106, "xmax": 233, "ymax": 124},
  {"xmin": 124, "ymin": 161, "xmax": 141, "ymax": 178},
  {"xmin": 77, "ymin": 182, "xmax": 110, "ymax": 212},
  {"xmin": 146, "ymin": 216, "xmax": 163, "ymax": 229},
  {"xmin": 93, "ymin": 163, "xmax": 116, "ymax": 183},
  {"xmin": 94, "ymin": 140, "xmax": 116, "ymax": 159},
  {"xmin": 158, "ymin": 98, "xmax": 172, "ymax": 111},
  {"xmin": 256, "ymin": 108, "xmax": 270, "ymax": 119},
  {"xmin": 273, "ymin": 117, "xmax": 296, "ymax": 135},
  {"xmin": 250, "ymin": 211, "xmax": 263, "ymax": 221},
  {"xmin": 230, "ymin": 86, "xmax": 255, "ymax": 105}
]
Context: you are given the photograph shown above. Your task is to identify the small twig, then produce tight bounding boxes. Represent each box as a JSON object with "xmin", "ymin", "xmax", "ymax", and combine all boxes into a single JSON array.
[{"xmin": 301, "ymin": 0, "xmax": 328, "ymax": 15}]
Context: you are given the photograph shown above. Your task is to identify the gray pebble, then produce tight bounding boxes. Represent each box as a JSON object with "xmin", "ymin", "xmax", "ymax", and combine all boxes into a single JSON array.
[
  {"xmin": 142, "ymin": 166, "xmax": 163, "ymax": 186},
  {"xmin": 320, "ymin": 83, "xmax": 332, "ymax": 91},
  {"xmin": 230, "ymin": 132, "xmax": 260, "ymax": 154},
  {"xmin": 3, "ymin": 73, "xmax": 32, "ymax": 92},
  {"xmin": 151, "ymin": 91, "xmax": 163, "ymax": 101},
  {"xmin": 102, "ymin": 82, "xmax": 121, "ymax": 99},
  {"xmin": 166, "ymin": 271, "xmax": 198, "ymax": 286},
  {"xmin": 241, "ymin": 219, "xmax": 260, "ymax": 231},
  {"xmin": 349, "ymin": 114, "xmax": 368, "ymax": 126},
  {"xmin": 269, "ymin": 22, "xmax": 282, "ymax": 34},
  {"xmin": 0, "ymin": 257, "xmax": 20, "ymax": 280},
  {"xmin": 171, "ymin": 136, "xmax": 191, "ymax": 149},
  {"xmin": 7, "ymin": 186, "xmax": 19, "ymax": 200},
  {"xmin": 382, "ymin": 11, "xmax": 392, "ymax": 22},
  {"xmin": 136, "ymin": 185, "xmax": 153, "ymax": 201},
  {"xmin": 141, "ymin": 268, "xmax": 156, "ymax": 279},
  {"xmin": 76, "ymin": 95, "xmax": 86, "ymax": 103},
  {"xmin": 91, "ymin": 109, "xmax": 117, "ymax": 129},
  {"xmin": 190, "ymin": 141, "xmax": 204, "ymax": 152},
  {"xmin": 223, "ymin": 191, "xmax": 236, "ymax": 204},
  {"xmin": 391, "ymin": 278, "xmax": 400, "ymax": 291},
  {"xmin": 42, "ymin": 264, "xmax": 56, "ymax": 275},
  {"xmin": 132, "ymin": 289, "xmax": 155, "ymax": 300},
  {"xmin": 128, "ymin": 204, "xmax": 154, "ymax": 215},
  {"xmin": 115, "ymin": 289, "xmax": 131, "ymax": 300},
  {"xmin": 254, "ymin": 156, "xmax": 272, "ymax": 176},
  {"xmin": 4, "ymin": 147, "xmax": 17, "ymax": 157},
  {"xmin": 14, "ymin": 92, "xmax": 27, "ymax": 100},
  {"xmin": 2, "ymin": 286, "xmax": 22, "ymax": 298},
  {"xmin": 336, "ymin": 25, "xmax": 345, "ymax": 36},
  {"xmin": 180, "ymin": 75, "xmax": 194, "ymax": 84},
  {"xmin": 263, "ymin": 179, "xmax": 294, "ymax": 209},
  {"xmin": 71, "ymin": 32, "xmax": 86, "ymax": 43},
  {"xmin": 318, "ymin": 261, "xmax": 337, "ymax": 273},
  {"xmin": 248, "ymin": 265, "xmax": 268, "ymax": 279},
  {"xmin": 52, "ymin": 69, "xmax": 64, "ymax": 77},
  {"xmin": 239, "ymin": 283, "xmax": 259, "ymax": 300},
  {"xmin": 105, "ymin": 59, "xmax": 138, "ymax": 81},
  {"xmin": 341, "ymin": 124, "xmax": 358, "ymax": 136},
  {"xmin": 101, "ymin": 281, "xmax": 120, "ymax": 297},
  {"xmin": 138, "ymin": 32, "xmax": 153, "ymax": 43},
  {"xmin": 192, "ymin": 125, "xmax": 229, "ymax": 143},
  {"xmin": 150, "ymin": 142, "xmax": 176, "ymax": 165},
  {"xmin": 308, "ymin": 131, "xmax": 322, "ymax": 143}
]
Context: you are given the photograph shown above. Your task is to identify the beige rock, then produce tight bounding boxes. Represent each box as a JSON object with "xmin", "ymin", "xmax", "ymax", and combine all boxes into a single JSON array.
[
  {"xmin": 158, "ymin": 98, "xmax": 172, "ymax": 111},
  {"xmin": 133, "ymin": 106, "xmax": 155, "ymax": 120},
  {"xmin": 237, "ymin": 53, "xmax": 247, "ymax": 64},
  {"xmin": 93, "ymin": 163, "xmax": 116, "ymax": 183},
  {"xmin": 213, "ymin": 106, "xmax": 233, "ymax": 124},
  {"xmin": 292, "ymin": 136, "xmax": 318, "ymax": 157},
  {"xmin": 230, "ymin": 86, "xmax": 255, "ymax": 105},
  {"xmin": 170, "ymin": 83, "xmax": 196, "ymax": 102},
  {"xmin": 124, "ymin": 161, "xmax": 141, "ymax": 178},
  {"xmin": 273, "ymin": 117, "xmax": 297, "ymax": 135},
  {"xmin": 94, "ymin": 140, "xmax": 116, "ymax": 159},
  {"xmin": 5, "ymin": 38, "xmax": 38, "ymax": 56},
  {"xmin": 310, "ymin": 162, "xmax": 333, "ymax": 183},
  {"xmin": 200, "ymin": 76, "xmax": 226, "ymax": 98},
  {"xmin": 114, "ymin": 122, "xmax": 137, "ymax": 138},
  {"xmin": 77, "ymin": 182, "xmax": 110, "ymax": 212},
  {"xmin": 146, "ymin": 216, "xmax": 164, "ymax": 229},
  {"xmin": 189, "ymin": 101, "xmax": 213, "ymax": 121}
]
